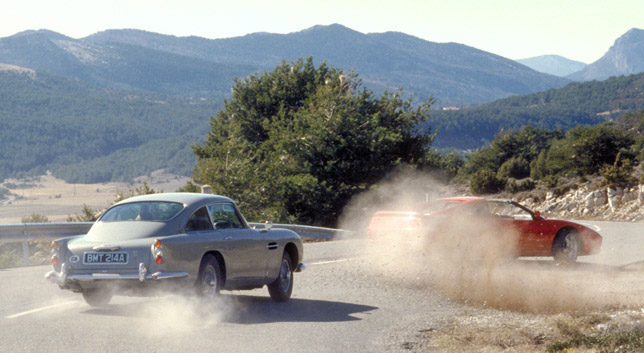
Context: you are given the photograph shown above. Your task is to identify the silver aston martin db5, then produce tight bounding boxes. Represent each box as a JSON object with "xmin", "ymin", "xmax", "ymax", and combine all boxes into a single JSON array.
[{"xmin": 45, "ymin": 192, "xmax": 305, "ymax": 306}]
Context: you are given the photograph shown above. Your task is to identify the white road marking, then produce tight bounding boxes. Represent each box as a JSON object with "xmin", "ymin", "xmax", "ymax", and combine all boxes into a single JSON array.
[
  {"xmin": 5, "ymin": 257, "xmax": 359, "ymax": 318},
  {"xmin": 309, "ymin": 258, "xmax": 361, "ymax": 266},
  {"xmin": 5, "ymin": 301, "xmax": 79, "ymax": 319}
]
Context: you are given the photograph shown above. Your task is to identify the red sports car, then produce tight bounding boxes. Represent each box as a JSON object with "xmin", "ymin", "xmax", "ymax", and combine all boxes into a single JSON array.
[{"xmin": 367, "ymin": 197, "xmax": 602, "ymax": 262}]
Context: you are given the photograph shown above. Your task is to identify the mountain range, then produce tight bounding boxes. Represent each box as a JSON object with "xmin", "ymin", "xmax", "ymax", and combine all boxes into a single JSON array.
[
  {"xmin": 568, "ymin": 28, "xmax": 644, "ymax": 81},
  {"xmin": 0, "ymin": 24, "xmax": 571, "ymax": 105},
  {"xmin": 1, "ymin": 24, "xmax": 644, "ymax": 183}
]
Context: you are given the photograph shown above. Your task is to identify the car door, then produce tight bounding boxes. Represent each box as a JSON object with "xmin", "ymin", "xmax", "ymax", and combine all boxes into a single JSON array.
[
  {"xmin": 207, "ymin": 203, "xmax": 267, "ymax": 285},
  {"xmin": 490, "ymin": 201, "xmax": 551, "ymax": 255}
]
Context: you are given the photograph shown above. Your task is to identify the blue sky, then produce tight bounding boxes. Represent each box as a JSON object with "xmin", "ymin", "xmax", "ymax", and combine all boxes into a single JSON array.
[{"xmin": 2, "ymin": 0, "xmax": 643, "ymax": 63}]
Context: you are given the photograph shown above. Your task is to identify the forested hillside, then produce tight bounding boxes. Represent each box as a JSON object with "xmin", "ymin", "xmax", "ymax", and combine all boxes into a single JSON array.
[
  {"xmin": 0, "ymin": 68, "xmax": 220, "ymax": 182},
  {"xmin": 427, "ymin": 73, "xmax": 644, "ymax": 149}
]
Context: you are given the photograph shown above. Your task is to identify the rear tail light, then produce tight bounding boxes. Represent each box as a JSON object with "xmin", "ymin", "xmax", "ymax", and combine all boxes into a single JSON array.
[
  {"xmin": 152, "ymin": 239, "xmax": 163, "ymax": 264},
  {"xmin": 51, "ymin": 241, "xmax": 60, "ymax": 265}
]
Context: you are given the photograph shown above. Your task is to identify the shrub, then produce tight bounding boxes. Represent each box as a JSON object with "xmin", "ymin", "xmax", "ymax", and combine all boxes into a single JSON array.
[
  {"xmin": 543, "ymin": 175, "xmax": 559, "ymax": 188},
  {"xmin": 470, "ymin": 169, "xmax": 505, "ymax": 195},
  {"xmin": 505, "ymin": 178, "xmax": 536, "ymax": 193},
  {"xmin": 600, "ymin": 152, "xmax": 636, "ymax": 187},
  {"xmin": 498, "ymin": 157, "xmax": 530, "ymax": 180}
]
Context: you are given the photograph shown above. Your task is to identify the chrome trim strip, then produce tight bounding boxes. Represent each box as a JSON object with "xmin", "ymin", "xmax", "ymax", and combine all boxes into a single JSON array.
[
  {"xmin": 69, "ymin": 271, "xmax": 189, "ymax": 281},
  {"xmin": 45, "ymin": 267, "xmax": 188, "ymax": 284}
]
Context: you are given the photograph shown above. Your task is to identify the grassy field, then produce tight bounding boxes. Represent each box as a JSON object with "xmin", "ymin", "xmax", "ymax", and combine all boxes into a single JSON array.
[{"xmin": 0, "ymin": 171, "xmax": 189, "ymax": 223}]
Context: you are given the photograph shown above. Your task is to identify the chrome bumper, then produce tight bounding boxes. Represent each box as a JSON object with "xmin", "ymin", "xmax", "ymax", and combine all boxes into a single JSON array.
[{"xmin": 45, "ymin": 262, "xmax": 188, "ymax": 286}]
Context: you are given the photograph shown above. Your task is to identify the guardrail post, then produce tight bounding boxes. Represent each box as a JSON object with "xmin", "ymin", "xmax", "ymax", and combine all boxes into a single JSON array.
[{"xmin": 22, "ymin": 240, "xmax": 30, "ymax": 266}]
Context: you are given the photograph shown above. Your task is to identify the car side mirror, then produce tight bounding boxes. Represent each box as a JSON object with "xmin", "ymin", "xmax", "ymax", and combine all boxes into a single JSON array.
[{"xmin": 534, "ymin": 210, "xmax": 543, "ymax": 220}]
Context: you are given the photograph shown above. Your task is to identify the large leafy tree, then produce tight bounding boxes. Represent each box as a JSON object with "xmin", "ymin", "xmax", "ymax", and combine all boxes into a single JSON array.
[
  {"xmin": 192, "ymin": 58, "xmax": 435, "ymax": 226},
  {"xmin": 545, "ymin": 124, "xmax": 635, "ymax": 176}
]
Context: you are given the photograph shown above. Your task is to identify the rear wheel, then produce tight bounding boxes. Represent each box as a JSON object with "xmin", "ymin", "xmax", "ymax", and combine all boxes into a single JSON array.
[
  {"xmin": 196, "ymin": 255, "xmax": 222, "ymax": 297},
  {"xmin": 81, "ymin": 289, "xmax": 113, "ymax": 307},
  {"xmin": 553, "ymin": 229, "xmax": 580, "ymax": 263},
  {"xmin": 268, "ymin": 252, "xmax": 293, "ymax": 302}
]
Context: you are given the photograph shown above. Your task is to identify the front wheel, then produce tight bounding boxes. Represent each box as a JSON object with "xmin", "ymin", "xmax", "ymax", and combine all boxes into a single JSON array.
[
  {"xmin": 268, "ymin": 253, "xmax": 293, "ymax": 302},
  {"xmin": 553, "ymin": 229, "xmax": 580, "ymax": 263},
  {"xmin": 81, "ymin": 289, "xmax": 113, "ymax": 307},
  {"xmin": 196, "ymin": 254, "xmax": 222, "ymax": 297}
]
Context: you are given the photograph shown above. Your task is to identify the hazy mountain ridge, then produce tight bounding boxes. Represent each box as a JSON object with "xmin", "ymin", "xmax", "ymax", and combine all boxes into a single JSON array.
[
  {"xmin": 1, "ymin": 24, "xmax": 570, "ymax": 105},
  {"xmin": 568, "ymin": 28, "xmax": 644, "ymax": 81},
  {"xmin": 517, "ymin": 55, "xmax": 587, "ymax": 77}
]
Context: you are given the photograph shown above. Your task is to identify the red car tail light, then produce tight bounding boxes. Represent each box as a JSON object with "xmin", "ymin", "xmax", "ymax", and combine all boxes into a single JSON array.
[
  {"xmin": 51, "ymin": 241, "xmax": 60, "ymax": 265},
  {"xmin": 152, "ymin": 239, "xmax": 163, "ymax": 264}
]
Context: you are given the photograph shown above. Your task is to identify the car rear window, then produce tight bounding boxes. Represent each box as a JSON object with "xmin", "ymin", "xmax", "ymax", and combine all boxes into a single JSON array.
[{"xmin": 100, "ymin": 201, "xmax": 184, "ymax": 222}]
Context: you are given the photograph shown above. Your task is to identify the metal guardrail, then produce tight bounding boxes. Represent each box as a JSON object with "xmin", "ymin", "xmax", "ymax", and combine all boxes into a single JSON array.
[
  {"xmin": 0, "ymin": 222, "xmax": 93, "ymax": 242},
  {"xmin": 0, "ymin": 223, "xmax": 93, "ymax": 265},
  {"xmin": 0, "ymin": 222, "xmax": 348, "ymax": 265},
  {"xmin": 248, "ymin": 222, "xmax": 352, "ymax": 241}
]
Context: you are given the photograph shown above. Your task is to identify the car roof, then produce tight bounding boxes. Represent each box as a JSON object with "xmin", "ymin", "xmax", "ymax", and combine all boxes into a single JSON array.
[{"xmin": 113, "ymin": 192, "xmax": 234, "ymax": 206}]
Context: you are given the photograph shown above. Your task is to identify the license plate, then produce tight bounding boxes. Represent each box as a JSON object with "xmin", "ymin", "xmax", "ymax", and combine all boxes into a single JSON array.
[{"xmin": 83, "ymin": 252, "xmax": 128, "ymax": 264}]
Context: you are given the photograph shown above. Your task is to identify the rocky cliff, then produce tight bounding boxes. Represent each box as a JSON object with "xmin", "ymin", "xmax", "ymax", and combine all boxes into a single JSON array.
[{"xmin": 519, "ymin": 183, "xmax": 644, "ymax": 222}]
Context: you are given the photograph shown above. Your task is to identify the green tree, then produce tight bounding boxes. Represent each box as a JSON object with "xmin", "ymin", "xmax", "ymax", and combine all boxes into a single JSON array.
[
  {"xmin": 463, "ymin": 126, "xmax": 562, "ymax": 177},
  {"xmin": 545, "ymin": 124, "xmax": 635, "ymax": 176},
  {"xmin": 192, "ymin": 58, "xmax": 435, "ymax": 226},
  {"xmin": 530, "ymin": 149, "xmax": 548, "ymax": 180},
  {"xmin": 470, "ymin": 169, "xmax": 505, "ymax": 195},
  {"xmin": 497, "ymin": 157, "xmax": 530, "ymax": 180},
  {"xmin": 600, "ymin": 152, "xmax": 636, "ymax": 187}
]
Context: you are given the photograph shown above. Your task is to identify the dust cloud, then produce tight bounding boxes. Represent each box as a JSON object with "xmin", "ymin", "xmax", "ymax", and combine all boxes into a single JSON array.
[
  {"xmin": 339, "ymin": 170, "xmax": 644, "ymax": 313},
  {"xmin": 136, "ymin": 293, "xmax": 230, "ymax": 335}
]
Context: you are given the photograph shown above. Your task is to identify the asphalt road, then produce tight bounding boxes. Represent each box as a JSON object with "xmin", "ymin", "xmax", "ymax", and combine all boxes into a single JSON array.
[{"xmin": 1, "ymin": 220, "xmax": 643, "ymax": 352}]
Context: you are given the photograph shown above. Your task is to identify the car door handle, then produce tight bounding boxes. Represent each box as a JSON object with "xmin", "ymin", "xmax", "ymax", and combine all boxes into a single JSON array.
[
  {"xmin": 266, "ymin": 242, "xmax": 278, "ymax": 250},
  {"xmin": 224, "ymin": 236, "xmax": 233, "ymax": 240}
]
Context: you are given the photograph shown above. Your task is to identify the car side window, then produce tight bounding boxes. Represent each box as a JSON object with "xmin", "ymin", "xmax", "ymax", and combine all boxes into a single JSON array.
[
  {"xmin": 186, "ymin": 207, "xmax": 214, "ymax": 232},
  {"xmin": 207, "ymin": 203, "xmax": 244, "ymax": 229}
]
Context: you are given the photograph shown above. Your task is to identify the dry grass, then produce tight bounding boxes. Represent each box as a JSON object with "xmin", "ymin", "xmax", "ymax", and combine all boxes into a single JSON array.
[
  {"xmin": 413, "ymin": 309, "xmax": 644, "ymax": 352},
  {"xmin": 0, "ymin": 171, "xmax": 189, "ymax": 223}
]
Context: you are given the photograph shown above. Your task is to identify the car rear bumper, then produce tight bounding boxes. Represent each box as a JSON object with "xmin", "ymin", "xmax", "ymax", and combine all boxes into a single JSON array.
[{"xmin": 45, "ymin": 262, "xmax": 188, "ymax": 288}]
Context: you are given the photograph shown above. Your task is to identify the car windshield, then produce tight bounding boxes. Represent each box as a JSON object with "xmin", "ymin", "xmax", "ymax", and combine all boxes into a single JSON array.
[
  {"xmin": 100, "ymin": 201, "xmax": 184, "ymax": 222},
  {"xmin": 417, "ymin": 200, "xmax": 462, "ymax": 215},
  {"xmin": 487, "ymin": 201, "xmax": 533, "ymax": 220}
]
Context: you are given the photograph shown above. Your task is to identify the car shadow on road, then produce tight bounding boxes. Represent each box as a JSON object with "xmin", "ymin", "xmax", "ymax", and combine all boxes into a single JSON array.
[
  {"xmin": 82, "ymin": 294, "xmax": 378, "ymax": 324},
  {"xmin": 219, "ymin": 295, "xmax": 378, "ymax": 324}
]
